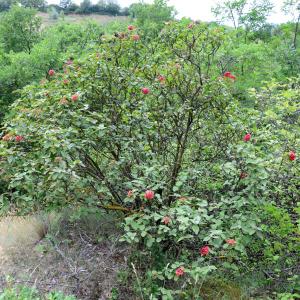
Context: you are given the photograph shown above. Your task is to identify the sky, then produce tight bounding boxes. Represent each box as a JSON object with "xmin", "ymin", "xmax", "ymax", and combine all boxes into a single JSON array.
[
  {"xmin": 117, "ymin": 0, "xmax": 291, "ymax": 23},
  {"xmin": 49, "ymin": 0, "xmax": 293, "ymax": 24}
]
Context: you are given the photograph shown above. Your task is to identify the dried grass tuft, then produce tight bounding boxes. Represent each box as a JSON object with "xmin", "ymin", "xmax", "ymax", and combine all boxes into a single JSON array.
[{"xmin": 0, "ymin": 210, "xmax": 129, "ymax": 299}]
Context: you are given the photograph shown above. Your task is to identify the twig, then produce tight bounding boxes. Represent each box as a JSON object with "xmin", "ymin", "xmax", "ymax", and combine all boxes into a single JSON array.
[{"xmin": 131, "ymin": 263, "xmax": 144, "ymax": 300}]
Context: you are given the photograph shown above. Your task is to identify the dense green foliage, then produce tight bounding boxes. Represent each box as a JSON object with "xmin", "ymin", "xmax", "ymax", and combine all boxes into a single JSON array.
[
  {"xmin": 129, "ymin": 0, "xmax": 176, "ymax": 35},
  {"xmin": 0, "ymin": 8, "xmax": 104, "ymax": 121},
  {"xmin": 0, "ymin": 5, "xmax": 41, "ymax": 53},
  {"xmin": 68, "ymin": 0, "xmax": 127, "ymax": 15},
  {"xmin": 0, "ymin": 0, "xmax": 299, "ymax": 299}
]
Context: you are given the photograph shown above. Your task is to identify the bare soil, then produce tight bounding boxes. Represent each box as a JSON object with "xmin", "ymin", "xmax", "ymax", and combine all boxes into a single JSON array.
[{"xmin": 0, "ymin": 213, "xmax": 130, "ymax": 299}]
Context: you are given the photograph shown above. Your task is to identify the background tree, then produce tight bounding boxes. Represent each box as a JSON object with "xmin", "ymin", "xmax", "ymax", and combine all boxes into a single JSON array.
[
  {"xmin": 59, "ymin": 0, "xmax": 72, "ymax": 10},
  {"xmin": 105, "ymin": 0, "xmax": 120, "ymax": 15},
  {"xmin": 129, "ymin": 0, "xmax": 176, "ymax": 36},
  {"xmin": 0, "ymin": 5, "xmax": 41, "ymax": 53},
  {"xmin": 48, "ymin": 5, "xmax": 59, "ymax": 19},
  {"xmin": 65, "ymin": 1, "xmax": 79, "ymax": 12},
  {"xmin": 0, "ymin": 0, "xmax": 15, "ymax": 11},
  {"xmin": 75, "ymin": 0, "xmax": 121, "ymax": 15},
  {"xmin": 212, "ymin": 0, "xmax": 273, "ymax": 34},
  {"xmin": 78, "ymin": 0, "xmax": 91, "ymax": 14},
  {"xmin": 283, "ymin": 0, "xmax": 300, "ymax": 48},
  {"xmin": 20, "ymin": 0, "xmax": 46, "ymax": 9}
]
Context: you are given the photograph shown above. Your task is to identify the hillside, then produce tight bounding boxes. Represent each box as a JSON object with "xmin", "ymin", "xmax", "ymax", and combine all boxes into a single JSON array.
[{"xmin": 38, "ymin": 12, "xmax": 128, "ymax": 27}]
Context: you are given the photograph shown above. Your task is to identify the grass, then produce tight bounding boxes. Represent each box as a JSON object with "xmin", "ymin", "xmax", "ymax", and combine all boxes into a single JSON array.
[{"xmin": 0, "ymin": 214, "xmax": 50, "ymax": 249}]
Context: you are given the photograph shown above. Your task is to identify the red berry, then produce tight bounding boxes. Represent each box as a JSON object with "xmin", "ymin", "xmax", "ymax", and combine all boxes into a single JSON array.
[
  {"xmin": 175, "ymin": 266, "xmax": 185, "ymax": 276},
  {"xmin": 128, "ymin": 25, "xmax": 135, "ymax": 31},
  {"xmin": 199, "ymin": 245, "xmax": 210, "ymax": 256},
  {"xmin": 224, "ymin": 71, "xmax": 237, "ymax": 80},
  {"xmin": 132, "ymin": 34, "xmax": 140, "ymax": 41},
  {"xmin": 144, "ymin": 190, "xmax": 154, "ymax": 200},
  {"xmin": 243, "ymin": 133, "xmax": 251, "ymax": 142},
  {"xmin": 158, "ymin": 75, "xmax": 166, "ymax": 83},
  {"xmin": 48, "ymin": 69, "xmax": 55, "ymax": 76},
  {"xmin": 71, "ymin": 94, "xmax": 79, "ymax": 102},
  {"xmin": 141, "ymin": 88, "xmax": 150, "ymax": 95},
  {"xmin": 162, "ymin": 216, "xmax": 171, "ymax": 225},
  {"xmin": 15, "ymin": 135, "xmax": 24, "ymax": 142},
  {"xmin": 226, "ymin": 239, "xmax": 236, "ymax": 245},
  {"xmin": 289, "ymin": 151, "xmax": 296, "ymax": 161}
]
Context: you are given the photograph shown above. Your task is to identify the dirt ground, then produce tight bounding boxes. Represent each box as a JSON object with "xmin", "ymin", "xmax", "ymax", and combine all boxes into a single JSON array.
[{"xmin": 0, "ymin": 212, "xmax": 130, "ymax": 299}]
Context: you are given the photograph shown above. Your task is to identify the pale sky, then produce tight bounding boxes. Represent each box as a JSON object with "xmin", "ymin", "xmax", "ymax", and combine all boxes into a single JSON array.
[
  {"xmin": 117, "ymin": 0, "xmax": 291, "ymax": 23},
  {"xmin": 49, "ymin": 0, "xmax": 294, "ymax": 23}
]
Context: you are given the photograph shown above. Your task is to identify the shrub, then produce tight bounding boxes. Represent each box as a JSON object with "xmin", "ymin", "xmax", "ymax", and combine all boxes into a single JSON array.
[
  {"xmin": 0, "ymin": 22, "xmax": 231, "ymax": 211},
  {"xmin": 129, "ymin": 0, "xmax": 176, "ymax": 37},
  {"xmin": 0, "ymin": 21, "xmax": 103, "ymax": 122},
  {"xmin": 0, "ymin": 21, "xmax": 299, "ymax": 298},
  {"xmin": 48, "ymin": 6, "xmax": 59, "ymax": 20},
  {"xmin": 0, "ymin": 5, "xmax": 41, "ymax": 53}
]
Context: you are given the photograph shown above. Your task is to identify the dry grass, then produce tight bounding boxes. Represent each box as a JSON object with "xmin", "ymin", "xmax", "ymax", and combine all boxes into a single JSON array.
[
  {"xmin": 0, "ymin": 212, "xmax": 130, "ymax": 299},
  {"xmin": 38, "ymin": 12, "xmax": 128, "ymax": 27},
  {"xmin": 0, "ymin": 214, "xmax": 54, "ymax": 249}
]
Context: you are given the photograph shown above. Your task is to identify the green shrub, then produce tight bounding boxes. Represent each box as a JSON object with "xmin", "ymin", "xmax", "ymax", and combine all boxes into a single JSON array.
[
  {"xmin": 129, "ymin": 0, "xmax": 176, "ymax": 37},
  {"xmin": 48, "ymin": 6, "xmax": 59, "ymax": 20},
  {"xmin": 0, "ymin": 5, "xmax": 41, "ymax": 53},
  {"xmin": 0, "ymin": 21, "xmax": 103, "ymax": 122},
  {"xmin": 0, "ymin": 21, "xmax": 299, "ymax": 298}
]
